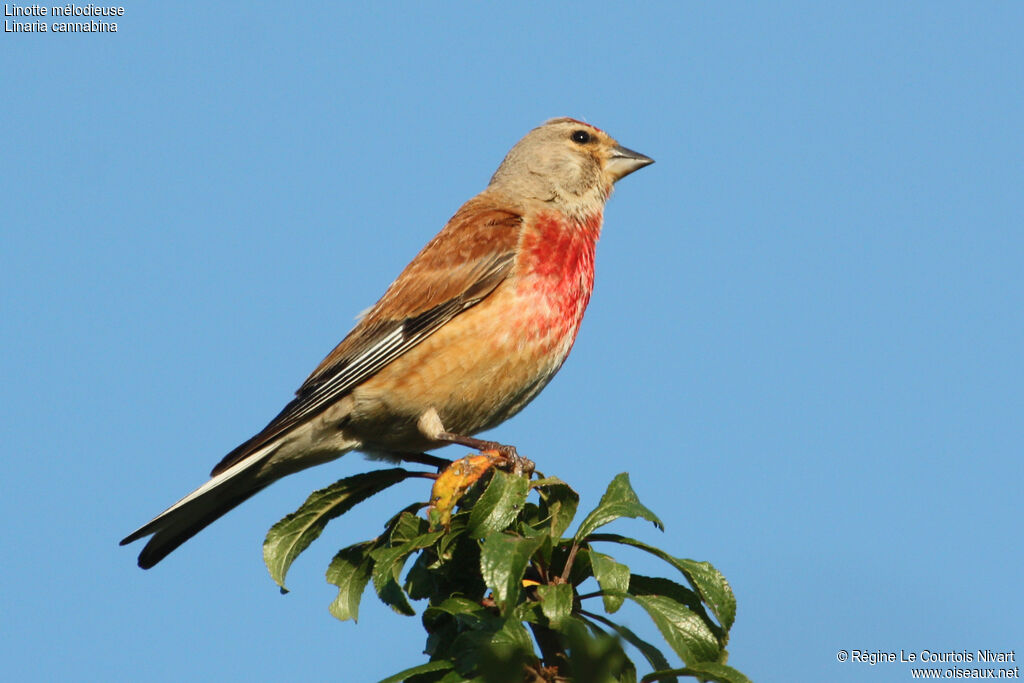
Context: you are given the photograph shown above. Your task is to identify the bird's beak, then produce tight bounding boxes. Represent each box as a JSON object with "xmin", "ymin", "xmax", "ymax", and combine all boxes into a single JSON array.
[{"xmin": 607, "ymin": 144, "xmax": 654, "ymax": 181}]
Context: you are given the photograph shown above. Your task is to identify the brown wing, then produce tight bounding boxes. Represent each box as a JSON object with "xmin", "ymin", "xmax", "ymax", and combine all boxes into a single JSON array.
[{"xmin": 210, "ymin": 197, "xmax": 523, "ymax": 476}]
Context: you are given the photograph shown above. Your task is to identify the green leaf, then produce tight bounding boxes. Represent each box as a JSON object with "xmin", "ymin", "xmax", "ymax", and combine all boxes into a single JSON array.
[
  {"xmin": 671, "ymin": 561, "xmax": 734, "ymax": 633},
  {"xmin": 511, "ymin": 600, "xmax": 543, "ymax": 625},
  {"xmin": 370, "ymin": 544, "xmax": 418, "ymax": 616},
  {"xmin": 370, "ymin": 528, "xmax": 445, "ymax": 616},
  {"xmin": 376, "ymin": 659, "xmax": 454, "ymax": 683},
  {"xmin": 423, "ymin": 599, "xmax": 495, "ymax": 664},
  {"xmin": 629, "ymin": 575, "xmax": 706, "ymax": 618},
  {"xmin": 581, "ymin": 613, "xmax": 675, "ymax": 681},
  {"xmin": 423, "ymin": 597, "xmax": 496, "ymax": 647},
  {"xmin": 489, "ymin": 618, "xmax": 535, "ymax": 652},
  {"xmin": 560, "ymin": 617, "xmax": 631, "ymax": 683},
  {"xmin": 325, "ymin": 541, "xmax": 374, "ymax": 622},
  {"xmin": 391, "ymin": 510, "xmax": 431, "ymax": 545},
  {"xmin": 449, "ymin": 617, "xmax": 534, "ymax": 678},
  {"xmin": 479, "ymin": 527, "xmax": 546, "ymax": 614},
  {"xmin": 516, "ymin": 501, "xmax": 544, "ymax": 529},
  {"xmin": 641, "ymin": 662, "xmax": 752, "ymax": 683},
  {"xmin": 428, "ymin": 595, "xmax": 489, "ymax": 618},
  {"xmin": 629, "ymin": 594, "xmax": 720, "ymax": 664},
  {"xmin": 684, "ymin": 661, "xmax": 752, "ymax": 683},
  {"xmin": 589, "ymin": 533, "xmax": 736, "ymax": 633},
  {"xmin": 466, "ymin": 470, "xmax": 531, "ymax": 538},
  {"xmin": 403, "ymin": 550, "xmax": 436, "ymax": 601},
  {"xmin": 574, "ymin": 473, "xmax": 664, "ymax": 542},
  {"xmin": 263, "ymin": 468, "xmax": 412, "ymax": 589},
  {"xmin": 437, "ymin": 513, "xmax": 469, "ymax": 560},
  {"xmin": 536, "ymin": 582, "xmax": 573, "ymax": 627},
  {"xmin": 587, "ymin": 550, "xmax": 630, "ymax": 613},
  {"xmin": 532, "ymin": 477, "xmax": 580, "ymax": 539}
]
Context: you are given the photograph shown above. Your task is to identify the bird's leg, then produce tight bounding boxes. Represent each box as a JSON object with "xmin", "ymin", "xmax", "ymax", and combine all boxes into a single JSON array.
[
  {"xmin": 436, "ymin": 431, "xmax": 515, "ymax": 457},
  {"xmin": 417, "ymin": 409, "xmax": 534, "ymax": 476},
  {"xmin": 398, "ymin": 452, "xmax": 452, "ymax": 472},
  {"xmin": 435, "ymin": 432, "xmax": 535, "ymax": 477}
]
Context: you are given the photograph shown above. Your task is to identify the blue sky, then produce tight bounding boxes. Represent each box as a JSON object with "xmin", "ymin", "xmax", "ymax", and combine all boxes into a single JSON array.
[{"xmin": 3, "ymin": 2, "xmax": 1021, "ymax": 681}]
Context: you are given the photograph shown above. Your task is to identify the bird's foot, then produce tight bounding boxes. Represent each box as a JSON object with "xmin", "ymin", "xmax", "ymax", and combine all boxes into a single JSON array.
[
  {"xmin": 435, "ymin": 432, "xmax": 534, "ymax": 478},
  {"xmin": 479, "ymin": 445, "xmax": 535, "ymax": 478}
]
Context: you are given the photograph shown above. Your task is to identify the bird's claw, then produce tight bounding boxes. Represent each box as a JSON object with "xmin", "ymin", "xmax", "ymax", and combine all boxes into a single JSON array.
[{"xmin": 479, "ymin": 444, "xmax": 535, "ymax": 478}]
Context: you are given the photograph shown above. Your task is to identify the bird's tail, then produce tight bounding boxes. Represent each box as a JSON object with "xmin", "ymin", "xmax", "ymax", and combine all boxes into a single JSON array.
[{"xmin": 119, "ymin": 446, "xmax": 277, "ymax": 569}]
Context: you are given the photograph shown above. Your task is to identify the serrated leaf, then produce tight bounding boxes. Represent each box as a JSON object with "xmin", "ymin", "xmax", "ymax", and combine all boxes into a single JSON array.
[
  {"xmin": 376, "ymin": 659, "xmax": 454, "ymax": 683},
  {"xmin": 371, "ymin": 544, "xmax": 418, "ymax": 616},
  {"xmin": 517, "ymin": 501, "xmax": 544, "ymax": 530},
  {"xmin": 671, "ymin": 561, "xmax": 735, "ymax": 634},
  {"xmin": 490, "ymin": 618, "xmax": 534, "ymax": 651},
  {"xmin": 381, "ymin": 501, "xmax": 431, "ymax": 536},
  {"xmin": 532, "ymin": 477, "xmax": 580, "ymax": 539},
  {"xmin": 536, "ymin": 582, "xmax": 573, "ymax": 627},
  {"xmin": 629, "ymin": 575, "xmax": 705, "ymax": 617},
  {"xmin": 589, "ymin": 533, "xmax": 736, "ymax": 633},
  {"xmin": 428, "ymin": 596, "xmax": 489, "ymax": 618},
  {"xmin": 587, "ymin": 550, "xmax": 630, "ymax": 613},
  {"xmin": 684, "ymin": 661, "xmax": 752, "ymax": 683},
  {"xmin": 479, "ymin": 527, "xmax": 545, "ymax": 614},
  {"xmin": 403, "ymin": 550, "xmax": 436, "ymax": 601},
  {"xmin": 437, "ymin": 513, "xmax": 469, "ymax": 560},
  {"xmin": 325, "ymin": 541, "xmax": 374, "ymax": 622},
  {"xmin": 391, "ymin": 510, "xmax": 431, "ymax": 545},
  {"xmin": 370, "ymin": 528, "xmax": 444, "ymax": 616},
  {"xmin": 263, "ymin": 468, "xmax": 412, "ymax": 589},
  {"xmin": 641, "ymin": 662, "xmax": 752, "ymax": 683},
  {"xmin": 629, "ymin": 594, "xmax": 720, "ymax": 664},
  {"xmin": 574, "ymin": 473, "xmax": 663, "ymax": 542},
  {"xmin": 466, "ymin": 470, "xmax": 530, "ymax": 538},
  {"xmin": 423, "ymin": 597, "xmax": 497, "ymax": 650}
]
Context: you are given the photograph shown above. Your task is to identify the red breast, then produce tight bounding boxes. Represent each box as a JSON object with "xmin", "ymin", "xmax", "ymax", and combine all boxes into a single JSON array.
[{"xmin": 515, "ymin": 209, "xmax": 603, "ymax": 357}]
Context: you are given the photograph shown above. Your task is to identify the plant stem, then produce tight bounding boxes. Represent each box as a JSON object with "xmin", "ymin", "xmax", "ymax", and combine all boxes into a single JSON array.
[{"xmin": 559, "ymin": 541, "xmax": 580, "ymax": 583}]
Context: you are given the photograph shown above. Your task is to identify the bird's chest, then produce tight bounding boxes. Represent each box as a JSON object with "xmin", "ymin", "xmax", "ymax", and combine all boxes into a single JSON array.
[{"xmin": 513, "ymin": 211, "xmax": 601, "ymax": 359}]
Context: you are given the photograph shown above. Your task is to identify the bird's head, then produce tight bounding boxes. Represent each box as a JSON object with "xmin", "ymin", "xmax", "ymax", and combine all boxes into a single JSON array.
[{"xmin": 489, "ymin": 117, "xmax": 654, "ymax": 218}]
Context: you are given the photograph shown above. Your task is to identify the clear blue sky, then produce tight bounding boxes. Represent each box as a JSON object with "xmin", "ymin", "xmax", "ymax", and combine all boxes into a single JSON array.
[{"xmin": 3, "ymin": 3, "xmax": 1021, "ymax": 681}]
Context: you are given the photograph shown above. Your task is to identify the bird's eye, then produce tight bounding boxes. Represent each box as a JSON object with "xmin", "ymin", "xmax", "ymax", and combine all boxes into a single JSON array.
[{"xmin": 571, "ymin": 130, "xmax": 592, "ymax": 144}]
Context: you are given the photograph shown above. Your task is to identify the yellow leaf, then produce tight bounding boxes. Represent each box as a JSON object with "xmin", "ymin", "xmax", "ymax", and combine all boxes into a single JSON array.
[{"xmin": 429, "ymin": 452, "xmax": 501, "ymax": 527}]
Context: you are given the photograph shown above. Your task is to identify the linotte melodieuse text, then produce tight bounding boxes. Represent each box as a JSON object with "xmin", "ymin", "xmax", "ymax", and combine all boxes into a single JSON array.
[{"xmin": 5, "ymin": 4, "xmax": 123, "ymax": 33}]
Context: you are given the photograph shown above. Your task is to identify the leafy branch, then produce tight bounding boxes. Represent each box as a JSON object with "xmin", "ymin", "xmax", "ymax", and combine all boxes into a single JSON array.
[{"xmin": 263, "ymin": 464, "xmax": 751, "ymax": 683}]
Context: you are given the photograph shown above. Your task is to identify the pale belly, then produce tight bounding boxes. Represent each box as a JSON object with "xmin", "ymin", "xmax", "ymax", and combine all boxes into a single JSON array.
[
  {"xmin": 345, "ymin": 277, "xmax": 585, "ymax": 453},
  {"xmin": 344, "ymin": 209, "xmax": 599, "ymax": 455}
]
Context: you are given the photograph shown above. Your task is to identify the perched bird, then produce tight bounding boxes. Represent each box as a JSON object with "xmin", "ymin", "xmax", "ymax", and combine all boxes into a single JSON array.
[{"xmin": 121, "ymin": 117, "xmax": 653, "ymax": 568}]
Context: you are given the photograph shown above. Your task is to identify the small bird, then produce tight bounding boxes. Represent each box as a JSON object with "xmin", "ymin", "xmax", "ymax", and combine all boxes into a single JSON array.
[{"xmin": 121, "ymin": 117, "xmax": 653, "ymax": 568}]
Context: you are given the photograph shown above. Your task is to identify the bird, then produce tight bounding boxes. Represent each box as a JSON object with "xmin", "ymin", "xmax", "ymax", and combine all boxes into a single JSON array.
[{"xmin": 120, "ymin": 117, "xmax": 653, "ymax": 569}]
